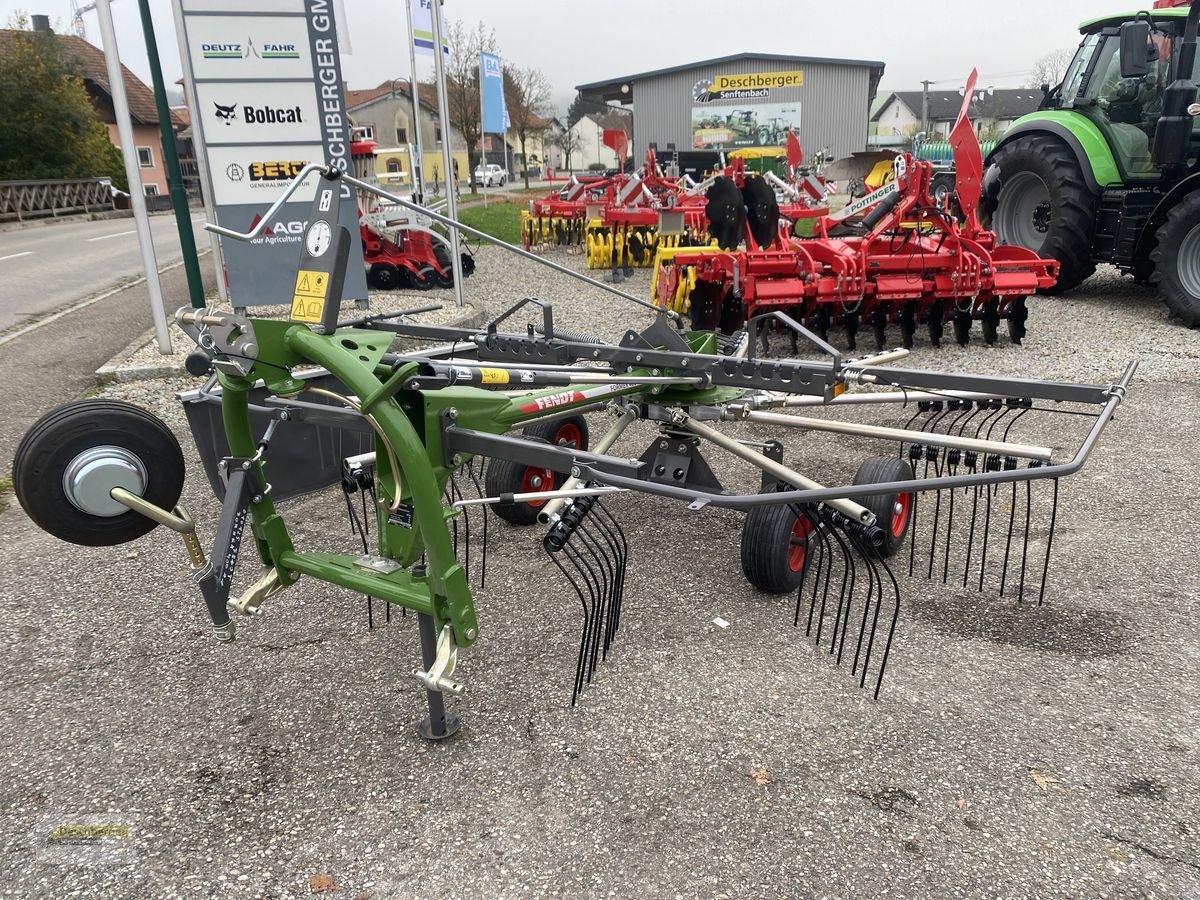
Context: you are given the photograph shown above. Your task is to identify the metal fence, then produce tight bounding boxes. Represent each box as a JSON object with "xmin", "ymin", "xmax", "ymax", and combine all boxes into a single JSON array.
[{"xmin": 0, "ymin": 178, "xmax": 116, "ymax": 222}]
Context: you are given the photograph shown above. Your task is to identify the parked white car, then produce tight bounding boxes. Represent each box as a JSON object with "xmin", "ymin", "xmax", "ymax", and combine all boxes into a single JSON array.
[{"xmin": 474, "ymin": 163, "xmax": 508, "ymax": 187}]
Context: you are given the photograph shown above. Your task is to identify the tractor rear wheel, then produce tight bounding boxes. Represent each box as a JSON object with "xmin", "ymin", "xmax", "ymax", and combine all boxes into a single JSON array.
[
  {"xmin": 990, "ymin": 136, "xmax": 1096, "ymax": 293},
  {"xmin": 1149, "ymin": 191, "xmax": 1200, "ymax": 329},
  {"xmin": 741, "ymin": 489, "xmax": 815, "ymax": 595}
]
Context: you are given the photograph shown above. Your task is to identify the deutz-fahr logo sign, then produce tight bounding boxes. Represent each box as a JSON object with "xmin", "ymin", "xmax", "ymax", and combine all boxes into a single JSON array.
[{"xmin": 694, "ymin": 70, "xmax": 804, "ymax": 103}]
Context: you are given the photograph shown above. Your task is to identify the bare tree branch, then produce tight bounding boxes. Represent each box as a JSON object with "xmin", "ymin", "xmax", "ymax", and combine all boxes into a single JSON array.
[
  {"xmin": 504, "ymin": 65, "xmax": 552, "ymax": 188},
  {"xmin": 1026, "ymin": 48, "xmax": 1076, "ymax": 89}
]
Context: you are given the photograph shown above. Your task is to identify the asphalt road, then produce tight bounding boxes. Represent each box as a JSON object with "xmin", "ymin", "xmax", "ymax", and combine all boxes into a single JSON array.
[
  {"xmin": 0, "ymin": 248, "xmax": 1197, "ymax": 898},
  {"xmin": 0, "ymin": 212, "xmax": 209, "ymax": 332}
]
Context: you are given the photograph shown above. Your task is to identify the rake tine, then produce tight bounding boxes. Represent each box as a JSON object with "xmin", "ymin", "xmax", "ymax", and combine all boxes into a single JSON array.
[
  {"xmin": 464, "ymin": 459, "xmax": 489, "ymax": 589},
  {"xmin": 1039, "ymin": 478, "xmax": 1060, "ymax": 606},
  {"xmin": 977, "ymin": 463, "xmax": 995, "ymax": 593},
  {"xmin": 926, "ymin": 447, "xmax": 944, "ymax": 579},
  {"xmin": 563, "ymin": 539, "xmax": 603, "ymax": 686},
  {"xmin": 850, "ymin": 532, "xmax": 880, "ymax": 680},
  {"xmin": 962, "ymin": 479, "xmax": 981, "ymax": 588},
  {"xmin": 870, "ymin": 545, "xmax": 903, "ymax": 700},
  {"xmin": 999, "ymin": 471, "xmax": 1019, "ymax": 598},
  {"xmin": 824, "ymin": 524, "xmax": 858, "ymax": 665},
  {"xmin": 855, "ymin": 539, "xmax": 887, "ymax": 690},
  {"xmin": 575, "ymin": 518, "xmax": 616, "ymax": 660},
  {"xmin": 941, "ymin": 452, "xmax": 959, "ymax": 584},
  {"xmin": 569, "ymin": 526, "xmax": 608, "ymax": 678},
  {"xmin": 548, "ymin": 549, "xmax": 591, "ymax": 706},
  {"xmin": 814, "ymin": 517, "xmax": 851, "ymax": 648},
  {"xmin": 1018, "ymin": 477, "xmax": 1034, "ymax": 604},
  {"xmin": 802, "ymin": 513, "xmax": 834, "ymax": 635},
  {"xmin": 907, "ymin": 447, "xmax": 923, "ymax": 578},
  {"xmin": 591, "ymin": 501, "xmax": 628, "ymax": 641}
]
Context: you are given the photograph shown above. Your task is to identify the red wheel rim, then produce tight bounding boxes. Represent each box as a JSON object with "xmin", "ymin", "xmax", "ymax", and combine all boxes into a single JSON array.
[
  {"xmin": 554, "ymin": 422, "xmax": 583, "ymax": 449},
  {"xmin": 788, "ymin": 515, "xmax": 814, "ymax": 572},
  {"xmin": 891, "ymin": 492, "xmax": 913, "ymax": 539},
  {"xmin": 520, "ymin": 465, "xmax": 555, "ymax": 508}
]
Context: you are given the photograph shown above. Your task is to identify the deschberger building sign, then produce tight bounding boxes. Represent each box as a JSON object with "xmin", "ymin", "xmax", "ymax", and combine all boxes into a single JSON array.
[
  {"xmin": 693, "ymin": 70, "xmax": 805, "ymax": 103},
  {"xmin": 177, "ymin": 0, "xmax": 367, "ymax": 307}
]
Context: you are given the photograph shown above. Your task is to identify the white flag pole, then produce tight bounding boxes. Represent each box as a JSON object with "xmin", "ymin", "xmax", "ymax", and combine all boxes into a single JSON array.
[
  {"xmin": 95, "ymin": 0, "xmax": 172, "ymax": 352},
  {"xmin": 430, "ymin": 1, "xmax": 465, "ymax": 307},
  {"xmin": 404, "ymin": 0, "xmax": 426, "ymax": 203}
]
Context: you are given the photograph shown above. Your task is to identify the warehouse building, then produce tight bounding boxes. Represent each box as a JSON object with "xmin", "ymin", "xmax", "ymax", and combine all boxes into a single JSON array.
[{"xmin": 576, "ymin": 52, "xmax": 885, "ymax": 167}]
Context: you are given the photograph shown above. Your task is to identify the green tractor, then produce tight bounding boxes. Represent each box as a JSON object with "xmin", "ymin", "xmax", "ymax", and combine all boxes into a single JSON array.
[{"xmin": 985, "ymin": 0, "xmax": 1200, "ymax": 326}]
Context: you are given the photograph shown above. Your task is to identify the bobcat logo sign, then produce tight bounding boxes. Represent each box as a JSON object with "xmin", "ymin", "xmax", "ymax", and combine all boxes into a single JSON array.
[{"xmin": 214, "ymin": 102, "xmax": 237, "ymax": 124}]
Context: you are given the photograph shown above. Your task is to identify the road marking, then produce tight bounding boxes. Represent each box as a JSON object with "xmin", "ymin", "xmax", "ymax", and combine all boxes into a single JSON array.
[
  {"xmin": 0, "ymin": 250, "xmax": 211, "ymax": 349},
  {"xmin": 87, "ymin": 229, "xmax": 137, "ymax": 242},
  {"xmin": 0, "ymin": 251, "xmax": 33, "ymax": 261}
]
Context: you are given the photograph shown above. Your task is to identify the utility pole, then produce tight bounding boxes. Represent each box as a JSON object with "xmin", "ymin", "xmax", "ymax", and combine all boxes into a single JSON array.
[
  {"xmin": 921, "ymin": 79, "xmax": 932, "ymax": 136},
  {"xmin": 136, "ymin": 0, "xmax": 205, "ymax": 310}
]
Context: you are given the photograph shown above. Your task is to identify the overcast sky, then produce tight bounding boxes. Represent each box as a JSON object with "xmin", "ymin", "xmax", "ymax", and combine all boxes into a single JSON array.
[{"xmin": 5, "ymin": 0, "xmax": 1104, "ymax": 113}]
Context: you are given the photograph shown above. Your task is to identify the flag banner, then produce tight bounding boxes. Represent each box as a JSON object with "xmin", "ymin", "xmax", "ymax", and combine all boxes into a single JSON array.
[
  {"xmin": 480, "ymin": 51, "xmax": 508, "ymax": 134},
  {"xmin": 411, "ymin": 0, "xmax": 448, "ymax": 56}
]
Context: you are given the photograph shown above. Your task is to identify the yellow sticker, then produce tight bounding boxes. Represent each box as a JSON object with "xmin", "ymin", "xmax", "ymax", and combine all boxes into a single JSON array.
[
  {"xmin": 291, "ymin": 269, "xmax": 330, "ymax": 324},
  {"xmin": 290, "ymin": 295, "xmax": 325, "ymax": 323},
  {"xmin": 479, "ymin": 367, "xmax": 510, "ymax": 385}
]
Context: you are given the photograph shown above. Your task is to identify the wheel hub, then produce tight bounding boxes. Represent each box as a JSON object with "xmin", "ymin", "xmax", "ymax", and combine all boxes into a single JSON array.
[
  {"xmin": 1178, "ymin": 222, "xmax": 1200, "ymax": 299},
  {"xmin": 62, "ymin": 446, "xmax": 147, "ymax": 517}
]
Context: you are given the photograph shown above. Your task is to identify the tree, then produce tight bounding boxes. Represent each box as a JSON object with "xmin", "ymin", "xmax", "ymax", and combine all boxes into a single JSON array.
[
  {"xmin": 438, "ymin": 19, "xmax": 498, "ymax": 195},
  {"xmin": 1026, "ymin": 48, "xmax": 1076, "ymax": 90},
  {"xmin": 546, "ymin": 127, "xmax": 583, "ymax": 174},
  {"xmin": 0, "ymin": 18, "xmax": 126, "ymax": 187},
  {"xmin": 504, "ymin": 65, "xmax": 552, "ymax": 188},
  {"xmin": 566, "ymin": 92, "xmax": 610, "ymax": 128}
]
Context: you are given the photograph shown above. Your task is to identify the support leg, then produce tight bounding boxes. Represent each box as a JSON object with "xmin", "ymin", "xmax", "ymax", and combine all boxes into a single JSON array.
[{"xmin": 416, "ymin": 612, "xmax": 462, "ymax": 741}]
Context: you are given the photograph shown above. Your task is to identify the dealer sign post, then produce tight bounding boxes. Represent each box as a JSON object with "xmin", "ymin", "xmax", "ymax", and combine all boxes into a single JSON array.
[{"xmin": 174, "ymin": 0, "xmax": 368, "ymax": 308}]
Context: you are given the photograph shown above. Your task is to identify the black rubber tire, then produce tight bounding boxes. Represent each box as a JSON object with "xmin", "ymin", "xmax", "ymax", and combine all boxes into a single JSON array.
[
  {"xmin": 1149, "ymin": 191, "xmax": 1200, "ymax": 328},
  {"xmin": 851, "ymin": 456, "xmax": 916, "ymax": 558},
  {"xmin": 12, "ymin": 400, "xmax": 185, "ymax": 547},
  {"xmin": 741, "ymin": 175, "xmax": 780, "ymax": 249},
  {"xmin": 368, "ymin": 262, "xmax": 400, "ymax": 291},
  {"xmin": 741, "ymin": 487, "xmax": 814, "ymax": 595},
  {"xmin": 989, "ymin": 135, "xmax": 1097, "ymax": 293},
  {"xmin": 930, "ymin": 172, "xmax": 956, "ymax": 207},
  {"xmin": 485, "ymin": 417, "xmax": 589, "ymax": 526}
]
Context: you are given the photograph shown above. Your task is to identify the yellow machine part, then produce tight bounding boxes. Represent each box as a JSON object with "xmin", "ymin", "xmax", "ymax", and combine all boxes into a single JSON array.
[{"xmin": 864, "ymin": 159, "xmax": 896, "ymax": 191}]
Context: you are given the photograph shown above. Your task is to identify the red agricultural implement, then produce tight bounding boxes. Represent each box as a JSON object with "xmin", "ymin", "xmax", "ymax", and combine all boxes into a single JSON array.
[
  {"xmin": 522, "ymin": 147, "xmax": 831, "ymax": 271},
  {"xmin": 351, "ymin": 135, "xmax": 475, "ymax": 291},
  {"xmin": 653, "ymin": 71, "xmax": 1059, "ymax": 349}
]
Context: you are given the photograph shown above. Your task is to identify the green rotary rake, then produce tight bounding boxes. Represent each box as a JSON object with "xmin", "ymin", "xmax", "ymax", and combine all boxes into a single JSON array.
[{"xmin": 11, "ymin": 164, "xmax": 1135, "ymax": 740}]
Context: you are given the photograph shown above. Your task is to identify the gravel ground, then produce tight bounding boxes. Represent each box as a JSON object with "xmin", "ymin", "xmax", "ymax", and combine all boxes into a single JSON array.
[{"xmin": 1, "ymin": 245, "xmax": 1199, "ymax": 898}]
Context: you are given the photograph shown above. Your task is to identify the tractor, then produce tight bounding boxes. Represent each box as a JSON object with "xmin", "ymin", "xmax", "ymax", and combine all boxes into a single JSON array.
[{"xmin": 985, "ymin": 0, "xmax": 1200, "ymax": 327}]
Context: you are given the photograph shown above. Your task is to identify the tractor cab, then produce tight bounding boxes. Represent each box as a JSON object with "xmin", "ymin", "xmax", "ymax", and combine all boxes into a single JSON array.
[{"xmin": 1044, "ymin": 3, "xmax": 1200, "ymax": 179}]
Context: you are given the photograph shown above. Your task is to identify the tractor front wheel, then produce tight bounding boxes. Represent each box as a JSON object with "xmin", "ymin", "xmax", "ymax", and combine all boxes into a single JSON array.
[
  {"xmin": 990, "ymin": 136, "xmax": 1097, "ymax": 293},
  {"xmin": 1150, "ymin": 191, "xmax": 1200, "ymax": 329}
]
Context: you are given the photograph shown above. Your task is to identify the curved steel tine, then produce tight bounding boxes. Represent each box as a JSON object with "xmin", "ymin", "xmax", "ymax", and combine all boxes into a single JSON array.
[
  {"xmin": 548, "ymin": 549, "xmax": 591, "ymax": 705},
  {"xmin": 803, "ymin": 510, "xmax": 833, "ymax": 635},
  {"xmin": 592, "ymin": 501, "xmax": 629, "ymax": 638},
  {"xmin": 850, "ymin": 532, "xmax": 880, "ymax": 679},
  {"xmin": 978, "ymin": 478, "xmax": 994, "ymax": 593},
  {"xmin": 853, "ymin": 534, "xmax": 888, "ymax": 689},
  {"xmin": 999, "ymin": 481, "xmax": 1019, "ymax": 597},
  {"xmin": 465, "ymin": 459, "xmax": 489, "ymax": 589},
  {"xmin": 823, "ymin": 523, "xmax": 857, "ymax": 664},
  {"xmin": 1039, "ymin": 479, "xmax": 1060, "ymax": 606},
  {"xmin": 870, "ymin": 546, "xmax": 903, "ymax": 699},
  {"xmin": 563, "ymin": 538, "xmax": 603, "ymax": 685},
  {"xmin": 572, "ymin": 521, "xmax": 611, "ymax": 674},
  {"xmin": 576, "ymin": 518, "xmax": 617, "ymax": 659},
  {"xmin": 1018, "ymin": 478, "xmax": 1034, "ymax": 604}
]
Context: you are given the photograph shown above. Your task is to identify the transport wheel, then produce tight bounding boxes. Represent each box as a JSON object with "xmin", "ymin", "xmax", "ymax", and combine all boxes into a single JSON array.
[
  {"xmin": 741, "ymin": 485, "xmax": 814, "ymax": 594},
  {"xmin": 485, "ymin": 416, "xmax": 590, "ymax": 526},
  {"xmin": 851, "ymin": 457, "xmax": 915, "ymax": 558},
  {"xmin": 368, "ymin": 262, "xmax": 400, "ymax": 290},
  {"xmin": 990, "ymin": 136, "xmax": 1096, "ymax": 293},
  {"xmin": 12, "ymin": 400, "xmax": 185, "ymax": 547},
  {"xmin": 1150, "ymin": 191, "xmax": 1200, "ymax": 328}
]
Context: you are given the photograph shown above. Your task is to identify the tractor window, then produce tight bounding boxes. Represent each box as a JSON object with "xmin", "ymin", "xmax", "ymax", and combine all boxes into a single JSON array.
[
  {"xmin": 1079, "ymin": 33, "xmax": 1174, "ymax": 176},
  {"xmin": 1060, "ymin": 34, "xmax": 1100, "ymax": 105}
]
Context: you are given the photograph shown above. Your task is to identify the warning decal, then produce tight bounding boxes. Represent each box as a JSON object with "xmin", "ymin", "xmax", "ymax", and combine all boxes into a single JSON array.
[
  {"xmin": 290, "ymin": 269, "xmax": 329, "ymax": 323},
  {"xmin": 479, "ymin": 367, "xmax": 510, "ymax": 385}
]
